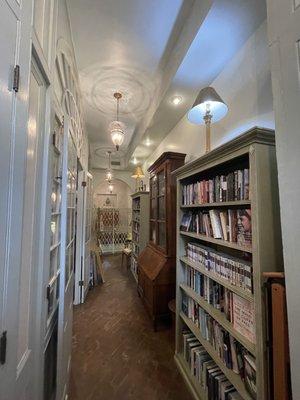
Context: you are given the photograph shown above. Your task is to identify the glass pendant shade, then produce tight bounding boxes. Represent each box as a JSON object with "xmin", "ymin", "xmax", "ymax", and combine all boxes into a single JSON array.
[
  {"xmin": 187, "ymin": 87, "xmax": 228, "ymax": 125},
  {"xmin": 108, "ymin": 184, "xmax": 114, "ymax": 193},
  {"xmin": 109, "ymin": 120, "xmax": 125, "ymax": 150},
  {"xmin": 106, "ymin": 169, "xmax": 113, "ymax": 182},
  {"xmin": 131, "ymin": 166, "xmax": 145, "ymax": 179}
]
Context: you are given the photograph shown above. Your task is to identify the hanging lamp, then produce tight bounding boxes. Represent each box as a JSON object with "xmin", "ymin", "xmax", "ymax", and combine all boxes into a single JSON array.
[
  {"xmin": 187, "ymin": 87, "xmax": 228, "ymax": 153},
  {"xmin": 108, "ymin": 183, "xmax": 114, "ymax": 193},
  {"xmin": 109, "ymin": 92, "xmax": 125, "ymax": 151}
]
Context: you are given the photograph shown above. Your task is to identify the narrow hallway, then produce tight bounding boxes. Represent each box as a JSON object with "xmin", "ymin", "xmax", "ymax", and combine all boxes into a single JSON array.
[{"xmin": 69, "ymin": 254, "xmax": 192, "ymax": 400}]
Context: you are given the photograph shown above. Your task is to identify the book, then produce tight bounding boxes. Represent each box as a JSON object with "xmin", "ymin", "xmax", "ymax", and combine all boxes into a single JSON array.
[
  {"xmin": 181, "ymin": 208, "xmax": 251, "ymax": 248},
  {"xmin": 185, "ymin": 242, "xmax": 253, "ymax": 293},
  {"xmin": 244, "ymin": 354, "xmax": 256, "ymax": 399},
  {"xmin": 232, "ymin": 293, "xmax": 255, "ymax": 343},
  {"xmin": 181, "ymin": 167, "xmax": 250, "ymax": 205},
  {"xmin": 237, "ymin": 209, "xmax": 252, "ymax": 247}
]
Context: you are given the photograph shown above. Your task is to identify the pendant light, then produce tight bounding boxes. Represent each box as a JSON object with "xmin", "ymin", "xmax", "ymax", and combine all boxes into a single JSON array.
[
  {"xmin": 109, "ymin": 92, "xmax": 125, "ymax": 151},
  {"xmin": 108, "ymin": 183, "xmax": 114, "ymax": 193},
  {"xmin": 105, "ymin": 151, "xmax": 113, "ymax": 182}
]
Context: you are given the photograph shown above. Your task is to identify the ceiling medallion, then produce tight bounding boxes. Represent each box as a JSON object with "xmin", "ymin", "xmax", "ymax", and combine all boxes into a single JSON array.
[{"xmin": 109, "ymin": 92, "xmax": 125, "ymax": 151}]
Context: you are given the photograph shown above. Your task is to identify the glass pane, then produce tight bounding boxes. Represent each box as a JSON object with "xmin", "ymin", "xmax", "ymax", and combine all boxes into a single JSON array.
[
  {"xmin": 65, "ymin": 248, "xmax": 70, "ymax": 286},
  {"xmin": 150, "ymin": 176, "xmax": 157, "ymax": 198},
  {"xmin": 67, "ymin": 208, "xmax": 71, "ymax": 246},
  {"xmin": 151, "ymin": 198, "xmax": 157, "ymax": 219},
  {"xmin": 158, "ymin": 171, "xmax": 165, "ymax": 195},
  {"xmin": 47, "ymin": 284, "xmax": 55, "ymax": 316},
  {"xmin": 150, "ymin": 221, "xmax": 156, "ymax": 243},
  {"xmin": 49, "ymin": 247, "xmax": 59, "ymax": 279},
  {"xmin": 51, "ymin": 181, "xmax": 61, "ymax": 213},
  {"xmin": 50, "ymin": 215, "xmax": 60, "ymax": 246},
  {"xmin": 52, "ymin": 152, "xmax": 61, "ymax": 179},
  {"xmin": 69, "ymin": 242, "xmax": 74, "ymax": 279},
  {"xmin": 158, "ymin": 222, "xmax": 166, "ymax": 248},
  {"xmin": 158, "ymin": 196, "xmax": 165, "ymax": 220}
]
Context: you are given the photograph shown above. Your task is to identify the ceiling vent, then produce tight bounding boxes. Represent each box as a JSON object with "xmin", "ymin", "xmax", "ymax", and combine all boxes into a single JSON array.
[{"xmin": 111, "ymin": 160, "xmax": 121, "ymax": 166}]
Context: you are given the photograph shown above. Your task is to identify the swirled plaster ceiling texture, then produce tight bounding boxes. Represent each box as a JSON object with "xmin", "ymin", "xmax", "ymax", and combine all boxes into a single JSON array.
[{"xmin": 67, "ymin": 0, "xmax": 266, "ymax": 170}]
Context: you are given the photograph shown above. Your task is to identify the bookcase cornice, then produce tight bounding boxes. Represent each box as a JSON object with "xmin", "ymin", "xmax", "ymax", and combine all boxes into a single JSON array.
[{"xmin": 173, "ymin": 126, "xmax": 275, "ymax": 180}]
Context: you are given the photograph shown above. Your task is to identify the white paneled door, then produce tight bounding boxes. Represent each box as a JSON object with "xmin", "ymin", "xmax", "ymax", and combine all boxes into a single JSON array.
[
  {"xmin": 56, "ymin": 118, "xmax": 78, "ymax": 400},
  {"xmin": 0, "ymin": 0, "xmax": 35, "ymax": 399},
  {"xmin": 266, "ymin": 1, "xmax": 300, "ymax": 398}
]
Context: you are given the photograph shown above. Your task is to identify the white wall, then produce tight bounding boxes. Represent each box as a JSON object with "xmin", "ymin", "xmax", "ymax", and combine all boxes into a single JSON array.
[
  {"xmin": 143, "ymin": 20, "xmax": 274, "ymax": 173},
  {"xmin": 91, "ymin": 169, "xmax": 134, "ymax": 209}
]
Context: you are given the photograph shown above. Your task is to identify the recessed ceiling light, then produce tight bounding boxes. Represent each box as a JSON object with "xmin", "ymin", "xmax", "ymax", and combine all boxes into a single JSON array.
[{"xmin": 171, "ymin": 95, "xmax": 182, "ymax": 106}]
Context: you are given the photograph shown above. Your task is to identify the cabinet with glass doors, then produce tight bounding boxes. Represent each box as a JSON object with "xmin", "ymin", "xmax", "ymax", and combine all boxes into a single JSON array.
[{"xmin": 138, "ymin": 152, "xmax": 186, "ymax": 329}]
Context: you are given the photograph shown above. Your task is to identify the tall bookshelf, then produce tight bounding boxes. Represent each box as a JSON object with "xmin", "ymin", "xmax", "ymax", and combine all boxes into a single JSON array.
[
  {"xmin": 173, "ymin": 128, "xmax": 282, "ymax": 400},
  {"xmin": 131, "ymin": 191, "xmax": 149, "ymax": 282}
]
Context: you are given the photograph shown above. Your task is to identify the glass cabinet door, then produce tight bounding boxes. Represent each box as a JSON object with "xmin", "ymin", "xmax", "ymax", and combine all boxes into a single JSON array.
[
  {"xmin": 149, "ymin": 166, "xmax": 167, "ymax": 252},
  {"xmin": 47, "ymin": 115, "xmax": 63, "ymax": 326},
  {"xmin": 157, "ymin": 168, "xmax": 166, "ymax": 250},
  {"xmin": 149, "ymin": 175, "xmax": 157, "ymax": 244}
]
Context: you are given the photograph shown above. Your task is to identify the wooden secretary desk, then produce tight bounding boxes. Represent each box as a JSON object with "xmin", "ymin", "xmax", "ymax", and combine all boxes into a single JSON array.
[{"xmin": 137, "ymin": 152, "xmax": 186, "ymax": 330}]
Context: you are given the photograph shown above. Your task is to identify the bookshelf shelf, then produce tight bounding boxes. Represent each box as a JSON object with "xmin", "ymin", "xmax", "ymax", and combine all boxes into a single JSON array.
[
  {"xmin": 179, "ymin": 256, "xmax": 254, "ymax": 302},
  {"xmin": 174, "ymin": 128, "xmax": 283, "ymax": 400},
  {"xmin": 180, "ymin": 283, "xmax": 256, "ymax": 355},
  {"xmin": 180, "ymin": 200, "xmax": 251, "ymax": 208},
  {"xmin": 180, "ymin": 231, "xmax": 252, "ymax": 253},
  {"xmin": 174, "ymin": 353, "xmax": 207, "ymax": 400},
  {"xmin": 180, "ymin": 312, "xmax": 253, "ymax": 400}
]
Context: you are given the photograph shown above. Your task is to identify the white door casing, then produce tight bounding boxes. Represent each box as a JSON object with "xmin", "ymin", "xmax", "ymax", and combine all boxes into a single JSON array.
[
  {"xmin": 56, "ymin": 117, "xmax": 77, "ymax": 400},
  {"xmin": 266, "ymin": 1, "xmax": 300, "ymax": 398},
  {"xmin": 15, "ymin": 56, "xmax": 48, "ymax": 400},
  {"xmin": 74, "ymin": 170, "xmax": 93, "ymax": 305}
]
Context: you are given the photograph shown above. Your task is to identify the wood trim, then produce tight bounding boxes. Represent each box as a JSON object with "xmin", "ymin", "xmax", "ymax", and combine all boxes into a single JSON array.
[
  {"xmin": 148, "ymin": 152, "xmax": 186, "ymax": 173},
  {"xmin": 173, "ymin": 127, "xmax": 275, "ymax": 179}
]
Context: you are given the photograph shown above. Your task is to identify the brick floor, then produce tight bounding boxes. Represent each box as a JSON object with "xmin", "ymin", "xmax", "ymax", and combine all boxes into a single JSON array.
[{"xmin": 69, "ymin": 254, "xmax": 192, "ymax": 400}]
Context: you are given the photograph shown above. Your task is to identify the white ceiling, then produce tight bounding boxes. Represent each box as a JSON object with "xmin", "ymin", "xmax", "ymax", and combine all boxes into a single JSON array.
[{"xmin": 67, "ymin": 0, "xmax": 266, "ymax": 170}]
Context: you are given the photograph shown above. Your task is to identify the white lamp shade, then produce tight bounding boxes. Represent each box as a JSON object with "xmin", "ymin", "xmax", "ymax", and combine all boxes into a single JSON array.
[
  {"xmin": 187, "ymin": 87, "xmax": 228, "ymax": 125},
  {"xmin": 109, "ymin": 120, "xmax": 125, "ymax": 148},
  {"xmin": 106, "ymin": 169, "xmax": 113, "ymax": 182}
]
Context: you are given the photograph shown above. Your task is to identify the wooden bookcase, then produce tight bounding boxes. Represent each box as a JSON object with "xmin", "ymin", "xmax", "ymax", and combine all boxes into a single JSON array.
[
  {"xmin": 138, "ymin": 152, "xmax": 186, "ymax": 330},
  {"xmin": 173, "ymin": 128, "xmax": 283, "ymax": 400},
  {"xmin": 131, "ymin": 191, "xmax": 149, "ymax": 282}
]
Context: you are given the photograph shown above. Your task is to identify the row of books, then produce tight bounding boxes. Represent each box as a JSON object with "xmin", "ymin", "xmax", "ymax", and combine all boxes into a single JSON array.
[
  {"xmin": 184, "ymin": 266, "xmax": 255, "ymax": 343},
  {"xmin": 132, "ymin": 220, "xmax": 140, "ymax": 232},
  {"xmin": 182, "ymin": 293, "xmax": 255, "ymax": 376},
  {"xmin": 182, "ymin": 330, "xmax": 256, "ymax": 399},
  {"xmin": 186, "ymin": 242, "xmax": 253, "ymax": 293},
  {"xmin": 132, "ymin": 197, "xmax": 141, "ymax": 210},
  {"xmin": 131, "ymin": 256, "xmax": 138, "ymax": 276},
  {"xmin": 132, "ymin": 242, "xmax": 139, "ymax": 256},
  {"xmin": 182, "ymin": 168, "xmax": 249, "ymax": 205},
  {"xmin": 180, "ymin": 209, "xmax": 252, "ymax": 247},
  {"xmin": 132, "ymin": 231, "xmax": 139, "ymax": 245}
]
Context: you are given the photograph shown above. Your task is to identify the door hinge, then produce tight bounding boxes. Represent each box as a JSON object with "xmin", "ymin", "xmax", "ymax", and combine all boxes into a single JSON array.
[
  {"xmin": 13, "ymin": 65, "xmax": 20, "ymax": 92},
  {"xmin": 79, "ymin": 280, "xmax": 84, "ymax": 287},
  {"xmin": 0, "ymin": 331, "xmax": 7, "ymax": 365},
  {"xmin": 81, "ymin": 181, "xmax": 87, "ymax": 187}
]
